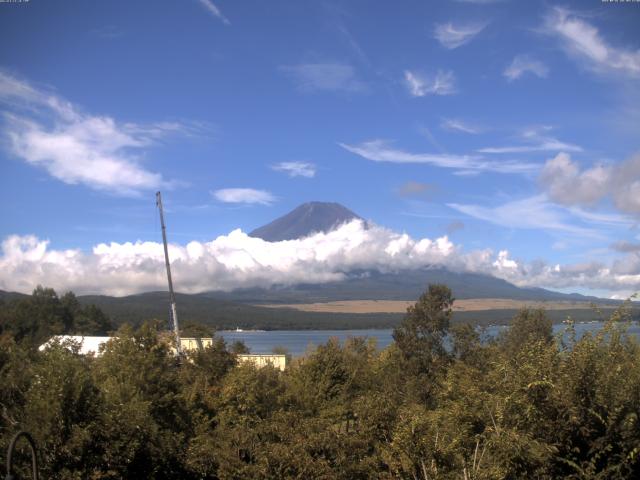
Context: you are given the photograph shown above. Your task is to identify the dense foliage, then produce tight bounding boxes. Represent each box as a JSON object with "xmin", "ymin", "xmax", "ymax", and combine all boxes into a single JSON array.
[
  {"xmin": 0, "ymin": 286, "xmax": 113, "ymax": 345},
  {"xmin": 1, "ymin": 284, "xmax": 639, "ymax": 479}
]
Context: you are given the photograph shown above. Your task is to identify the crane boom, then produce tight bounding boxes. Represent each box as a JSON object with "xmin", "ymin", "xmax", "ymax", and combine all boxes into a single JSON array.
[{"xmin": 156, "ymin": 191, "xmax": 182, "ymax": 355}]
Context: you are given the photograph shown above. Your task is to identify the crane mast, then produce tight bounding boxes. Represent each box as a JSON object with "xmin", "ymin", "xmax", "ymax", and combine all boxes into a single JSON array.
[{"xmin": 156, "ymin": 191, "xmax": 182, "ymax": 356}]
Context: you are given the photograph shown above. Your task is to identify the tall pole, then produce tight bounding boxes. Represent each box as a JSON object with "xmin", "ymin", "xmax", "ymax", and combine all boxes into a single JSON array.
[{"xmin": 156, "ymin": 191, "xmax": 182, "ymax": 355}]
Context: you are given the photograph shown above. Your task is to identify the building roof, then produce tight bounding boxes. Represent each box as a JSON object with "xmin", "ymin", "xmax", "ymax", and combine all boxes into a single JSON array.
[
  {"xmin": 39, "ymin": 335, "xmax": 112, "ymax": 355},
  {"xmin": 38, "ymin": 336, "xmax": 289, "ymax": 371}
]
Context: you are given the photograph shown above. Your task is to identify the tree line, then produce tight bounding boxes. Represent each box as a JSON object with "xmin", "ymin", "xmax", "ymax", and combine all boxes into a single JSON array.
[{"xmin": 1, "ymin": 285, "xmax": 639, "ymax": 479}]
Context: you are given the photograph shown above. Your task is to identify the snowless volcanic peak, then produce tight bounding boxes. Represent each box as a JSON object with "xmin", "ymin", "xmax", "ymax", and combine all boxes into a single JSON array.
[{"xmin": 249, "ymin": 201, "xmax": 362, "ymax": 242}]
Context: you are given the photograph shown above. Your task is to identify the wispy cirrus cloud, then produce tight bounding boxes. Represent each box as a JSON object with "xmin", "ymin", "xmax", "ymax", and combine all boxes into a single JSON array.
[
  {"xmin": 280, "ymin": 63, "xmax": 367, "ymax": 93},
  {"xmin": 197, "ymin": 0, "xmax": 230, "ymax": 26},
  {"xmin": 340, "ymin": 140, "xmax": 536, "ymax": 175},
  {"xmin": 212, "ymin": 188, "xmax": 275, "ymax": 205},
  {"xmin": 404, "ymin": 70, "xmax": 456, "ymax": 97},
  {"xmin": 441, "ymin": 118, "xmax": 482, "ymax": 134},
  {"xmin": 0, "ymin": 71, "xmax": 197, "ymax": 196},
  {"xmin": 478, "ymin": 126, "xmax": 582, "ymax": 154},
  {"xmin": 566, "ymin": 206, "xmax": 634, "ymax": 229},
  {"xmin": 271, "ymin": 161, "xmax": 316, "ymax": 178},
  {"xmin": 478, "ymin": 141, "xmax": 581, "ymax": 154},
  {"xmin": 448, "ymin": 195, "xmax": 601, "ymax": 237},
  {"xmin": 504, "ymin": 55, "xmax": 549, "ymax": 81},
  {"xmin": 544, "ymin": 7, "xmax": 640, "ymax": 78},
  {"xmin": 433, "ymin": 22, "xmax": 487, "ymax": 49}
]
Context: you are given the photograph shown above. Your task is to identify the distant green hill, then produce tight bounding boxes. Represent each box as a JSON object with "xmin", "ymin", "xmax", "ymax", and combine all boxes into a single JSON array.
[
  {"xmin": 0, "ymin": 265, "xmax": 626, "ymax": 331},
  {"xmin": 1, "ymin": 288, "xmax": 635, "ymax": 331},
  {"xmin": 0, "ymin": 290, "xmax": 28, "ymax": 302}
]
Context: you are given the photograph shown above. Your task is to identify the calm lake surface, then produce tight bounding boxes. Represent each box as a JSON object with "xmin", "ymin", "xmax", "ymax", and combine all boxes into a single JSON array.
[{"xmin": 220, "ymin": 322, "xmax": 640, "ymax": 357}]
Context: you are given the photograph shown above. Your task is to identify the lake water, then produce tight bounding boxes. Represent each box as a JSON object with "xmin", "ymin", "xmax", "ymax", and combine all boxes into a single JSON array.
[{"xmin": 220, "ymin": 322, "xmax": 640, "ymax": 357}]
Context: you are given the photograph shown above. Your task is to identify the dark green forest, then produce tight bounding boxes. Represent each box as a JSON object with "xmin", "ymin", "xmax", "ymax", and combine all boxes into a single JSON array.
[{"xmin": 1, "ymin": 285, "xmax": 639, "ymax": 479}]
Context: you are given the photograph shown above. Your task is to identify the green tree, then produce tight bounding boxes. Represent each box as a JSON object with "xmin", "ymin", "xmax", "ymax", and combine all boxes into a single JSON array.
[
  {"xmin": 393, "ymin": 283, "xmax": 454, "ymax": 403},
  {"xmin": 180, "ymin": 321, "xmax": 215, "ymax": 338},
  {"xmin": 180, "ymin": 336, "xmax": 236, "ymax": 413},
  {"xmin": 501, "ymin": 307, "xmax": 553, "ymax": 354},
  {"xmin": 230, "ymin": 340, "xmax": 250, "ymax": 354},
  {"xmin": 21, "ymin": 339, "xmax": 104, "ymax": 479},
  {"xmin": 450, "ymin": 322, "xmax": 482, "ymax": 365},
  {"xmin": 75, "ymin": 304, "xmax": 113, "ymax": 335},
  {"xmin": 212, "ymin": 363, "xmax": 285, "ymax": 478},
  {"xmin": 91, "ymin": 321, "xmax": 192, "ymax": 479},
  {"xmin": 1, "ymin": 286, "xmax": 72, "ymax": 345},
  {"xmin": 0, "ymin": 334, "xmax": 34, "ymax": 466}
]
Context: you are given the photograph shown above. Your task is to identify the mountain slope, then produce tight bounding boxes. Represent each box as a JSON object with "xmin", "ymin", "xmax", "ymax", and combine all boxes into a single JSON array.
[
  {"xmin": 249, "ymin": 201, "xmax": 361, "ymax": 241},
  {"xmin": 77, "ymin": 291, "xmax": 400, "ymax": 330},
  {"xmin": 0, "ymin": 290, "xmax": 28, "ymax": 302},
  {"xmin": 201, "ymin": 268, "xmax": 612, "ymax": 304}
]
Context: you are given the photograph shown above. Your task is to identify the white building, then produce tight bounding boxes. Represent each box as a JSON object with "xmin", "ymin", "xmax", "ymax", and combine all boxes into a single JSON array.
[{"xmin": 39, "ymin": 335, "xmax": 288, "ymax": 370}]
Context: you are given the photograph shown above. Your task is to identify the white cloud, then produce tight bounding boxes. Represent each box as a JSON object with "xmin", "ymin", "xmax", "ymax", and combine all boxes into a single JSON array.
[
  {"xmin": 490, "ymin": 251, "xmax": 640, "ymax": 300},
  {"xmin": 478, "ymin": 126, "xmax": 582, "ymax": 154},
  {"xmin": 544, "ymin": 7, "xmax": 640, "ymax": 78},
  {"xmin": 540, "ymin": 152, "xmax": 610, "ymax": 207},
  {"xmin": 197, "ymin": 0, "xmax": 230, "ymax": 25},
  {"xmin": 212, "ymin": 188, "xmax": 275, "ymax": 205},
  {"xmin": 610, "ymin": 154, "xmax": 640, "ymax": 215},
  {"xmin": 280, "ymin": 63, "xmax": 366, "ymax": 93},
  {"xmin": 340, "ymin": 140, "xmax": 536, "ymax": 175},
  {"xmin": 0, "ymin": 71, "xmax": 194, "ymax": 196},
  {"xmin": 404, "ymin": 70, "xmax": 456, "ymax": 97},
  {"xmin": 271, "ymin": 161, "xmax": 316, "ymax": 178},
  {"xmin": 2, "ymin": 223, "xmax": 638, "ymax": 299},
  {"xmin": 493, "ymin": 250, "xmax": 518, "ymax": 271},
  {"xmin": 540, "ymin": 152, "xmax": 640, "ymax": 216},
  {"xmin": 504, "ymin": 55, "xmax": 549, "ymax": 81},
  {"xmin": 0, "ymin": 223, "xmax": 456, "ymax": 295},
  {"xmin": 441, "ymin": 118, "xmax": 482, "ymax": 134},
  {"xmin": 433, "ymin": 22, "xmax": 486, "ymax": 49}
]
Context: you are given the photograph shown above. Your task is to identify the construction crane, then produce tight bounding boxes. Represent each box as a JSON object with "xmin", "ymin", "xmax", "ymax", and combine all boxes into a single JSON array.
[{"xmin": 156, "ymin": 191, "xmax": 183, "ymax": 356}]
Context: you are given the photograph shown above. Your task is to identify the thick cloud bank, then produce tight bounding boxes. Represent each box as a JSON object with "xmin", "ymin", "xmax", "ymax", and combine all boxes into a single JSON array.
[{"xmin": 1, "ymin": 220, "xmax": 638, "ymax": 298}]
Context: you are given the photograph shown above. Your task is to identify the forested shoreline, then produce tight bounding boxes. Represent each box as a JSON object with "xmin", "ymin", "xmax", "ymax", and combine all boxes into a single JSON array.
[{"xmin": 1, "ymin": 285, "xmax": 639, "ymax": 479}]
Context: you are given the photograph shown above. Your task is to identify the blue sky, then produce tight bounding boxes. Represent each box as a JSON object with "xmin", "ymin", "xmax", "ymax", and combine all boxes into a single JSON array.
[{"xmin": 0, "ymin": 0, "xmax": 639, "ymax": 298}]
